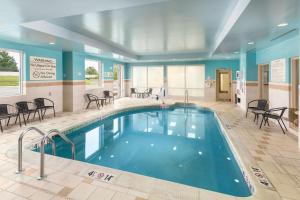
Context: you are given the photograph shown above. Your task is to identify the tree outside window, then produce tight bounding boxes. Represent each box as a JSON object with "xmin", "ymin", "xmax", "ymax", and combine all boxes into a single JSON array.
[
  {"xmin": 0, "ymin": 49, "xmax": 22, "ymax": 96},
  {"xmin": 85, "ymin": 59, "xmax": 101, "ymax": 89}
]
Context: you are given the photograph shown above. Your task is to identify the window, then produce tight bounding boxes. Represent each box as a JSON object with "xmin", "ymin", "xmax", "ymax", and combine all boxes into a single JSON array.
[
  {"xmin": 132, "ymin": 66, "xmax": 164, "ymax": 93},
  {"xmin": 167, "ymin": 66, "xmax": 185, "ymax": 96},
  {"xmin": 85, "ymin": 59, "xmax": 102, "ymax": 89},
  {"xmin": 167, "ymin": 65, "xmax": 205, "ymax": 97},
  {"xmin": 132, "ymin": 66, "xmax": 147, "ymax": 91},
  {"xmin": 0, "ymin": 49, "xmax": 23, "ymax": 96},
  {"xmin": 147, "ymin": 67, "xmax": 164, "ymax": 94},
  {"xmin": 186, "ymin": 65, "xmax": 205, "ymax": 96}
]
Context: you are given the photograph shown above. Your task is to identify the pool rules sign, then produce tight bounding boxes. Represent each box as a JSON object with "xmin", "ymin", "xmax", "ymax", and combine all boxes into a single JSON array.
[{"xmin": 30, "ymin": 56, "xmax": 56, "ymax": 80}]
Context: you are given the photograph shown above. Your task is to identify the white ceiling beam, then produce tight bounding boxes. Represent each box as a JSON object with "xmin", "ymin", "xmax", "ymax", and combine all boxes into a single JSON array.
[
  {"xmin": 21, "ymin": 21, "xmax": 138, "ymax": 59},
  {"xmin": 0, "ymin": 0, "xmax": 170, "ymax": 28},
  {"xmin": 209, "ymin": 0, "xmax": 252, "ymax": 57}
]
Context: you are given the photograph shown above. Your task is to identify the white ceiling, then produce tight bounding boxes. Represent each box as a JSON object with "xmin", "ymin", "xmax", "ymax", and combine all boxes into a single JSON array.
[{"xmin": 0, "ymin": 0, "xmax": 298, "ymax": 62}]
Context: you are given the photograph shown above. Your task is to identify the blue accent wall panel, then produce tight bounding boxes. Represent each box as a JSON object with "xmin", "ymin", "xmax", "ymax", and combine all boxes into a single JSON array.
[{"xmin": 256, "ymin": 36, "xmax": 299, "ymax": 83}]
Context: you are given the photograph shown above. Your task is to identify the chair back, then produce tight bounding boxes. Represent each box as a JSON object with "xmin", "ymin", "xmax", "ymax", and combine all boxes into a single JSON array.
[
  {"xmin": 268, "ymin": 107, "xmax": 287, "ymax": 117},
  {"xmin": 257, "ymin": 100, "xmax": 268, "ymax": 110},
  {"xmin": 148, "ymin": 88, "xmax": 153, "ymax": 94},
  {"xmin": 279, "ymin": 107, "xmax": 288, "ymax": 118},
  {"xmin": 16, "ymin": 101, "xmax": 29, "ymax": 112},
  {"xmin": 130, "ymin": 88, "xmax": 136, "ymax": 94},
  {"xmin": 103, "ymin": 90, "xmax": 110, "ymax": 97},
  {"xmin": 0, "ymin": 104, "xmax": 8, "ymax": 116},
  {"xmin": 34, "ymin": 98, "xmax": 45, "ymax": 108},
  {"xmin": 86, "ymin": 94, "xmax": 93, "ymax": 101}
]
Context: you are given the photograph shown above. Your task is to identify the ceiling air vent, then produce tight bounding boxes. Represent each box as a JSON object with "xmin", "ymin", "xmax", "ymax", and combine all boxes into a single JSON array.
[{"xmin": 270, "ymin": 28, "xmax": 298, "ymax": 42}]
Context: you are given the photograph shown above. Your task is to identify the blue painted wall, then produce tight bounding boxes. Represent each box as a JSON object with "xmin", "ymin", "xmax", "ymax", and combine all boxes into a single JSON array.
[
  {"xmin": 246, "ymin": 51, "xmax": 257, "ymax": 81},
  {"xmin": 256, "ymin": 35, "xmax": 300, "ymax": 83},
  {"xmin": 0, "ymin": 40, "xmax": 63, "ymax": 81},
  {"xmin": 62, "ymin": 52, "xmax": 127, "ymax": 81},
  {"xmin": 127, "ymin": 59, "xmax": 240, "ymax": 80}
]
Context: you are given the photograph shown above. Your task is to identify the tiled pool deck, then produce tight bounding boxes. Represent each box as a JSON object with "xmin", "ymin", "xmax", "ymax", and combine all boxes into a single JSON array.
[{"xmin": 0, "ymin": 98, "xmax": 300, "ymax": 200}]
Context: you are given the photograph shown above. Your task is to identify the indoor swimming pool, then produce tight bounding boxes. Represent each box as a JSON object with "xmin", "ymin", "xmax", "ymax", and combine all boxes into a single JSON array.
[{"xmin": 36, "ymin": 105, "xmax": 252, "ymax": 197}]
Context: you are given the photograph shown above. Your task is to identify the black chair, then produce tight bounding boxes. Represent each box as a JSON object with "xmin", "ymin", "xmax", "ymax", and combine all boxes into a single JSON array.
[
  {"xmin": 246, "ymin": 99, "xmax": 268, "ymax": 117},
  {"xmin": 86, "ymin": 94, "xmax": 106, "ymax": 109},
  {"xmin": 259, "ymin": 107, "xmax": 288, "ymax": 134},
  {"xmin": 103, "ymin": 90, "xmax": 114, "ymax": 103},
  {"xmin": 16, "ymin": 101, "xmax": 41, "ymax": 125},
  {"xmin": 130, "ymin": 88, "xmax": 137, "ymax": 97},
  {"xmin": 0, "ymin": 104, "xmax": 21, "ymax": 132},
  {"xmin": 34, "ymin": 98, "xmax": 56, "ymax": 120},
  {"xmin": 143, "ymin": 88, "xmax": 153, "ymax": 98}
]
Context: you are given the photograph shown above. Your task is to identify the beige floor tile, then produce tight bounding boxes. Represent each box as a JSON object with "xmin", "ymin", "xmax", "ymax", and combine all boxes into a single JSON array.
[
  {"xmin": 29, "ymin": 191, "xmax": 53, "ymax": 200},
  {"xmin": 88, "ymin": 187, "xmax": 116, "ymax": 200},
  {"xmin": 7, "ymin": 183, "xmax": 38, "ymax": 198},
  {"xmin": 0, "ymin": 190, "xmax": 23, "ymax": 200},
  {"xmin": 112, "ymin": 192, "xmax": 136, "ymax": 200},
  {"xmin": 276, "ymin": 184, "xmax": 300, "ymax": 199},
  {"xmin": 67, "ymin": 183, "xmax": 97, "ymax": 200}
]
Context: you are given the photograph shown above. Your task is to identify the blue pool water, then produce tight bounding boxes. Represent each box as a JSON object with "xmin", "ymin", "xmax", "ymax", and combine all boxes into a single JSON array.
[{"xmin": 38, "ymin": 105, "xmax": 251, "ymax": 196}]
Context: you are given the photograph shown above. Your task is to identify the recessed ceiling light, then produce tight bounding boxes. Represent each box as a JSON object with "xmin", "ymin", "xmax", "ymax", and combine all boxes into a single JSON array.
[
  {"xmin": 277, "ymin": 23, "xmax": 288, "ymax": 27},
  {"xmin": 248, "ymin": 42, "xmax": 254, "ymax": 45},
  {"xmin": 234, "ymin": 51, "xmax": 239, "ymax": 54},
  {"xmin": 49, "ymin": 42, "xmax": 55, "ymax": 45}
]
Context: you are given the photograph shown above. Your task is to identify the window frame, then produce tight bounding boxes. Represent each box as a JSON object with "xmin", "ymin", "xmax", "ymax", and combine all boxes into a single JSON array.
[
  {"xmin": 84, "ymin": 59, "xmax": 103, "ymax": 90},
  {"xmin": 0, "ymin": 48, "xmax": 24, "ymax": 97}
]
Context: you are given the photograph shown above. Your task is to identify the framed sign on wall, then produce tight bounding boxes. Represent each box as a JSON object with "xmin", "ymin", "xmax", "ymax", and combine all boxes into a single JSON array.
[
  {"xmin": 30, "ymin": 56, "xmax": 56, "ymax": 80},
  {"xmin": 271, "ymin": 58, "xmax": 286, "ymax": 83}
]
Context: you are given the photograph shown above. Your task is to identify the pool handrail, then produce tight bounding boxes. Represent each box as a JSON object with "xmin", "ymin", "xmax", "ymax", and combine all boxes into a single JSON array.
[
  {"xmin": 16, "ymin": 127, "xmax": 56, "ymax": 180},
  {"xmin": 47, "ymin": 129, "xmax": 75, "ymax": 160}
]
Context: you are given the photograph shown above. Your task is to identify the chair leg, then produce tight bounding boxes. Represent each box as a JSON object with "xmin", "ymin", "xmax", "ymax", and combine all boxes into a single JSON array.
[
  {"xmin": 22, "ymin": 114, "xmax": 27, "ymax": 126},
  {"xmin": 0, "ymin": 120, "xmax": 3, "ymax": 132},
  {"xmin": 18, "ymin": 114, "xmax": 22, "ymax": 127},
  {"xmin": 96, "ymin": 101, "xmax": 100, "ymax": 109},
  {"xmin": 259, "ymin": 117, "xmax": 265, "ymax": 129},
  {"xmin": 86, "ymin": 101, "xmax": 91, "ymax": 109},
  {"xmin": 253, "ymin": 114, "xmax": 257, "ymax": 122},
  {"xmin": 6, "ymin": 117, "xmax": 11, "ymax": 126},
  {"xmin": 14, "ymin": 115, "xmax": 18, "ymax": 124},
  {"xmin": 27, "ymin": 113, "xmax": 31, "ymax": 121},
  {"xmin": 246, "ymin": 108, "xmax": 248, "ymax": 117},
  {"xmin": 278, "ymin": 120, "xmax": 286, "ymax": 134},
  {"xmin": 33, "ymin": 109, "xmax": 37, "ymax": 119},
  {"xmin": 280, "ymin": 118, "xmax": 288, "ymax": 131},
  {"xmin": 53, "ymin": 107, "xmax": 56, "ymax": 117},
  {"xmin": 42, "ymin": 109, "xmax": 47, "ymax": 119},
  {"xmin": 38, "ymin": 110, "xmax": 42, "ymax": 121}
]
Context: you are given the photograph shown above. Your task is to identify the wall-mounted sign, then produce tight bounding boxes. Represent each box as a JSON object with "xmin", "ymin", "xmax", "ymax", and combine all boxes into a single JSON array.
[
  {"xmin": 30, "ymin": 56, "xmax": 56, "ymax": 80},
  {"xmin": 271, "ymin": 58, "xmax": 286, "ymax": 83}
]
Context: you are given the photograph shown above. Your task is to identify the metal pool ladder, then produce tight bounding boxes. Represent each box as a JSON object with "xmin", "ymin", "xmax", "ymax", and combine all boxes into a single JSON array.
[
  {"xmin": 16, "ymin": 127, "xmax": 75, "ymax": 180},
  {"xmin": 47, "ymin": 129, "xmax": 75, "ymax": 160},
  {"xmin": 184, "ymin": 89, "xmax": 189, "ymax": 105}
]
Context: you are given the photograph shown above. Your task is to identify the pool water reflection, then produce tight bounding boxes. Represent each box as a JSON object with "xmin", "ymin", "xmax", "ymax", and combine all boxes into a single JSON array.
[{"xmin": 39, "ymin": 106, "xmax": 251, "ymax": 197}]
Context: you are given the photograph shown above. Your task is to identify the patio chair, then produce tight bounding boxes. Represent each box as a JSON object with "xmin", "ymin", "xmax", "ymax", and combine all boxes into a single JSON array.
[
  {"xmin": 34, "ymin": 98, "xmax": 56, "ymax": 120},
  {"xmin": 130, "ymin": 88, "xmax": 137, "ymax": 97},
  {"xmin": 246, "ymin": 99, "xmax": 268, "ymax": 117},
  {"xmin": 16, "ymin": 101, "xmax": 41, "ymax": 125},
  {"xmin": 86, "ymin": 94, "xmax": 106, "ymax": 109},
  {"xmin": 259, "ymin": 107, "xmax": 288, "ymax": 134},
  {"xmin": 0, "ymin": 104, "xmax": 21, "ymax": 132},
  {"xmin": 103, "ymin": 90, "xmax": 114, "ymax": 103},
  {"xmin": 143, "ymin": 88, "xmax": 153, "ymax": 98}
]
